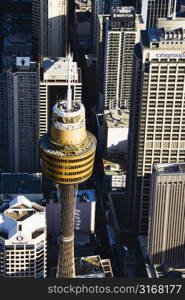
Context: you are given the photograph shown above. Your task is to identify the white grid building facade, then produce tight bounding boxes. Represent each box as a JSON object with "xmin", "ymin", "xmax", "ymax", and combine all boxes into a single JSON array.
[
  {"xmin": 128, "ymin": 18, "xmax": 185, "ymax": 234},
  {"xmin": 0, "ymin": 196, "xmax": 47, "ymax": 278}
]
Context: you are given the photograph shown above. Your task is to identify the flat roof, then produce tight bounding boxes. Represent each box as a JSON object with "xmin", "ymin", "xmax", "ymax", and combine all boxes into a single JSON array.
[
  {"xmin": 77, "ymin": 189, "xmax": 96, "ymax": 203},
  {"xmin": 1, "ymin": 173, "xmax": 42, "ymax": 194},
  {"xmin": 104, "ymin": 109, "xmax": 129, "ymax": 128},
  {"xmin": 75, "ymin": 256, "xmax": 104, "ymax": 276},
  {"xmin": 75, "ymin": 255, "xmax": 113, "ymax": 277},
  {"xmin": 103, "ymin": 152, "xmax": 127, "ymax": 174},
  {"xmin": 5, "ymin": 209, "xmax": 35, "ymax": 221},
  {"xmin": 154, "ymin": 163, "xmax": 185, "ymax": 175}
]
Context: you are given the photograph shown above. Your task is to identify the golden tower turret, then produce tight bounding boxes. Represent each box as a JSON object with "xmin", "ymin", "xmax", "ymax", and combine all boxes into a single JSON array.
[{"xmin": 39, "ymin": 54, "xmax": 96, "ymax": 277}]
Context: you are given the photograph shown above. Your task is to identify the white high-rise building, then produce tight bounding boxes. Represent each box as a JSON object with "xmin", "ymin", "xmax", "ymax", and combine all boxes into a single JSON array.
[
  {"xmin": 102, "ymin": 7, "xmax": 144, "ymax": 109},
  {"xmin": 7, "ymin": 57, "xmax": 39, "ymax": 173},
  {"xmin": 127, "ymin": 17, "xmax": 185, "ymax": 234},
  {"xmin": 0, "ymin": 195, "xmax": 47, "ymax": 278},
  {"xmin": 39, "ymin": 56, "xmax": 82, "ymax": 137}
]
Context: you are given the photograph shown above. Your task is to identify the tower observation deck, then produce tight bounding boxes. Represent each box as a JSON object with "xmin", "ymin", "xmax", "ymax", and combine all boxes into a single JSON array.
[{"xmin": 39, "ymin": 55, "xmax": 97, "ymax": 277}]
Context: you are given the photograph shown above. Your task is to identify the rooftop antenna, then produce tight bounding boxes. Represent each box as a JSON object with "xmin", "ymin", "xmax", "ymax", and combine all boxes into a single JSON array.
[{"xmin": 67, "ymin": 50, "xmax": 73, "ymax": 111}]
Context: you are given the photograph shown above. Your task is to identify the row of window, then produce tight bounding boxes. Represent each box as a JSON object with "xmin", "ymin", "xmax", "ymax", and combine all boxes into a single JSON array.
[
  {"xmin": 44, "ymin": 170, "xmax": 92, "ymax": 183},
  {"xmin": 41, "ymin": 149, "xmax": 95, "ymax": 164}
]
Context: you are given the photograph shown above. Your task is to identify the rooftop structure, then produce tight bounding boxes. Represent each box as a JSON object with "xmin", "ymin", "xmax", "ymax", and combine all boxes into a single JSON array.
[
  {"xmin": 75, "ymin": 255, "xmax": 113, "ymax": 278},
  {"xmin": 102, "ymin": 152, "xmax": 127, "ymax": 191},
  {"xmin": 154, "ymin": 162, "xmax": 185, "ymax": 175},
  {"xmin": 43, "ymin": 57, "xmax": 81, "ymax": 82},
  {"xmin": 104, "ymin": 109, "xmax": 129, "ymax": 128}
]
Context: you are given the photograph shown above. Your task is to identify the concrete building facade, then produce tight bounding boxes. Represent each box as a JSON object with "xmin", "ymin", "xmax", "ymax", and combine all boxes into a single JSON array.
[
  {"xmin": 148, "ymin": 163, "xmax": 185, "ymax": 266},
  {"xmin": 101, "ymin": 7, "xmax": 144, "ymax": 110},
  {"xmin": 127, "ymin": 18, "xmax": 185, "ymax": 234},
  {"xmin": 0, "ymin": 195, "xmax": 47, "ymax": 278},
  {"xmin": 140, "ymin": 0, "xmax": 177, "ymax": 27},
  {"xmin": 7, "ymin": 57, "xmax": 39, "ymax": 173}
]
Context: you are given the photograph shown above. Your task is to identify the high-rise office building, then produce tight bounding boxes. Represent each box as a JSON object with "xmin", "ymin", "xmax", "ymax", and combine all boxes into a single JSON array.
[
  {"xmin": 127, "ymin": 18, "xmax": 185, "ymax": 234},
  {"xmin": 0, "ymin": 2, "xmax": 32, "ymax": 167},
  {"xmin": 0, "ymin": 73, "xmax": 8, "ymax": 147},
  {"xmin": 32, "ymin": 0, "xmax": 48, "ymax": 60},
  {"xmin": 32, "ymin": 0, "xmax": 68, "ymax": 60},
  {"xmin": 102, "ymin": 7, "xmax": 144, "ymax": 110},
  {"xmin": 39, "ymin": 54, "xmax": 96, "ymax": 277},
  {"xmin": 7, "ymin": 57, "xmax": 39, "ymax": 173},
  {"xmin": 91, "ymin": 0, "xmax": 108, "ymax": 54},
  {"xmin": 140, "ymin": 0, "xmax": 177, "ymax": 27},
  {"xmin": 148, "ymin": 163, "xmax": 185, "ymax": 266},
  {"xmin": 48, "ymin": 0, "xmax": 68, "ymax": 57},
  {"xmin": 39, "ymin": 56, "xmax": 82, "ymax": 138},
  {"xmin": 0, "ymin": 195, "xmax": 47, "ymax": 278}
]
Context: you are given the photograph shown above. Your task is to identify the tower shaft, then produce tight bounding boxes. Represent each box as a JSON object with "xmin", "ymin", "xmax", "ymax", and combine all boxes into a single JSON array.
[
  {"xmin": 39, "ymin": 77, "xmax": 96, "ymax": 277},
  {"xmin": 56, "ymin": 184, "xmax": 77, "ymax": 278}
]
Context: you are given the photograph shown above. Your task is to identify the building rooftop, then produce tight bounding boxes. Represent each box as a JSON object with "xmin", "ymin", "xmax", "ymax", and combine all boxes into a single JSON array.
[
  {"xmin": 43, "ymin": 57, "xmax": 81, "ymax": 82},
  {"xmin": 77, "ymin": 189, "xmax": 96, "ymax": 203},
  {"xmin": 103, "ymin": 152, "xmax": 127, "ymax": 176},
  {"xmin": 1, "ymin": 173, "xmax": 42, "ymax": 195},
  {"xmin": 154, "ymin": 163, "xmax": 185, "ymax": 175},
  {"xmin": 0, "ymin": 196, "xmax": 45, "ymax": 241},
  {"xmin": 112, "ymin": 6, "xmax": 135, "ymax": 16},
  {"xmin": 104, "ymin": 109, "xmax": 129, "ymax": 128},
  {"xmin": 75, "ymin": 255, "xmax": 113, "ymax": 278},
  {"xmin": 143, "ymin": 19, "xmax": 185, "ymax": 50},
  {"xmin": 4, "ymin": 33, "xmax": 32, "ymax": 46},
  {"xmin": 85, "ymin": 54, "xmax": 97, "ymax": 67}
]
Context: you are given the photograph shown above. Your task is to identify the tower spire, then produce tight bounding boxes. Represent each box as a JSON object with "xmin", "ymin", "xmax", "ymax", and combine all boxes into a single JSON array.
[{"xmin": 67, "ymin": 51, "xmax": 73, "ymax": 111}]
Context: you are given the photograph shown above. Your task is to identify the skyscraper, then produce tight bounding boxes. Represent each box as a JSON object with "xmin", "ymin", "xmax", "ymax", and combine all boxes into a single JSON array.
[
  {"xmin": 32, "ymin": 0, "xmax": 68, "ymax": 60},
  {"xmin": 127, "ymin": 17, "xmax": 185, "ymax": 234},
  {"xmin": 39, "ymin": 55, "xmax": 96, "ymax": 277},
  {"xmin": 140, "ymin": 0, "xmax": 177, "ymax": 27},
  {"xmin": 102, "ymin": 7, "xmax": 144, "ymax": 109},
  {"xmin": 48, "ymin": 0, "xmax": 68, "ymax": 57},
  {"xmin": 32, "ymin": 0, "xmax": 48, "ymax": 60},
  {"xmin": 91, "ymin": 0, "xmax": 109, "ymax": 55},
  {"xmin": 148, "ymin": 163, "xmax": 185, "ymax": 265},
  {"xmin": 0, "ymin": 195, "xmax": 47, "ymax": 278},
  {"xmin": 7, "ymin": 57, "xmax": 39, "ymax": 173}
]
